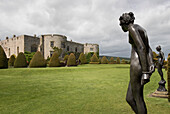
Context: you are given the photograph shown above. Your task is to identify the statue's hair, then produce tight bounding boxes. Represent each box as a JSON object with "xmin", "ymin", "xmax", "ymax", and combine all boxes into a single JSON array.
[
  {"xmin": 156, "ymin": 45, "xmax": 161, "ymax": 51},
  {"xmin": 119, "ymin": 12, "xmax": 135, "ymax": 25}
]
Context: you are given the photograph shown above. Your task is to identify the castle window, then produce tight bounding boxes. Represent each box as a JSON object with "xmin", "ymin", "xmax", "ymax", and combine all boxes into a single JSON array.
[
  {"xmin": 50, "ymin": 51, "xmax": 54, "ymax": 57},
  {"xmin": 17, "ymin": 47, "xmax": 19, "ymax": 55},
  {"xmin": 67, "ymin": 46, "xmax": 69, "ymax": 51},
  {"xmin": 50, "ymin": 41, "xmax": 54, "ymax": 47},
  {"xmin": 61, "ymin": 42, "xmax": 65, "ymax": 48},
  {"xmin": 75, "ymin": 47, "xmax": 77, "ymax": 52},
  {"xmin": 31, "ymin": 44, "xmax": 37, "ymax": 52},
  {"xmin": 90, "ymin": 48, "xmax": 94, "ymax": 52},
  {"xmin": 9, "ymin": 48, "xmax": 10, "ymax": 56}
]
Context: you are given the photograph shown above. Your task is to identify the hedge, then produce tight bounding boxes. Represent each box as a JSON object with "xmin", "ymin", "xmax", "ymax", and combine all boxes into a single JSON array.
[
  {"xmin": 116, "ymin": 57, "xmax": 120, "ymax": 64},
  {"xmin": 167, "ymin": 53, "xmax": 170, "ymax": 102},
  {"xmin": 8, "ymin": 55, "xmax": 16, "ymax": 67},
  {"xmin": 78, "ymin": 53, "xmax": 87, "ymax": 64},
  {"xmin": 0, "ymin": 45, "xmax": 8, "ymax": 69},
  {"xmin": 29, "ymin": 51, "xmax": 46, "ymax": 68},
  {"xmin": 67, "ymin": 53, "xmax": 76, "ymax": 66},
  {"xmin": 90, "ymin": 54, "xmax": 99, "ymax": 62},
  {"xmin": 101, "ymin": 56, "xmax": 108, "ymax": 64},
  {"xmin": 49, "ymin": 52, "xmax": 60, "ymax": 67},
  {"xmin": 14, "ymin": 52, "xmax": 27, "ymax": 68},
  {"xmin": 109, "ymin": 57, "xmax": 115, "ymax": 64}
]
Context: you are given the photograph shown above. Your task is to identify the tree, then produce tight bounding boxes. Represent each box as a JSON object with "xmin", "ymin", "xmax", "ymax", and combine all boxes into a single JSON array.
[
  {"xmin": 78, "ymin": 53, "xmax": 87, "ymax": 64},
  {"xmin": 53, "ymin": 47, "xmax": 62, "ymax": 56},
  {"xmin": 67, "ymin": 53, "xmax": 76, "ymax": 66},
  {"xmin": 109, "ymin": 57, "xmax": 114, "ymax": 64},
  {"xmin": 101, "ymin": 56, "xmax": 108, "ymax": 64},
  {"xmin": 86, "ymin": 52, "xmax": 92, "ymax": 63},
  {"xmin": 49, "ymin": 52, "xmax": 60, "ymax": 67},
  {"xmin": 8, "ymin": 55, "xmax": 16, "ymax": 67},
  {"xmin": 90, "ymin": 53, "xmax": 99, "ymax": 62},
  {"xmin": 121, "ymin": 59, "xmax": 126, "ymax": 64},
  {"xmin": 24, "ymin": 51, "xmax": 36, "ymax": 64},
  {"xmin": 29, "ymin": 51, "xmax": 46, "ymax": 68},
  {"xmin": 14, "ymin": 52, "xmax": 27, "ymax": 68},
  {"xmin": 116, "ymin": 57, "xmax": 120, "ymax": 64},
  {"xmin": 0, "ymin": 45, "xmax": 8, "ymax": 69}
]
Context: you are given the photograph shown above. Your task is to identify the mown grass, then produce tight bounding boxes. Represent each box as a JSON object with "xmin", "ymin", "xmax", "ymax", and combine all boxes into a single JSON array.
[{"xmin": 0, "ymin": 64, "xmax": 169, "ymax": 114}]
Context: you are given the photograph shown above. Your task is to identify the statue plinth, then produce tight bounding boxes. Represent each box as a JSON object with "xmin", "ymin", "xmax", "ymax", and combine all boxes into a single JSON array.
[{"xmin": 157, "ymin": 80, "xmax": 167, "ymax": 91}]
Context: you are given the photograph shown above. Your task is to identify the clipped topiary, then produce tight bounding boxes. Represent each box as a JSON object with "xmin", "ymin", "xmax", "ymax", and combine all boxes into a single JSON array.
[
  {"xmin": 64, "ymin": 55, "xmax": 69, "ymax": 64},
  {"xmin": 29, "ymin": 51, "xmax": 46, "ymax": 68},
  {"xmin": 0, "ymin": 45, "xmax": 8, "ymax": 69},
  {"xmin": 78, "ymin": 53, "xmax": 86, "ymax": 64},
  {"xmin": 167, "ymin": 53, "xmax": 170, "ymax": 102},
  {"xmin": 101, "ymin": 56, "xmax": 108, "ymax": 64},
  {"xmin": 91, "ymin": 54, "xmax": 99, "ymax": 62},
  {"xmin": 67, "ymin": 53, "xmax": 76, "ymax": 66},
  {"xmin": 49, "ymin": 52, "xmax": 60, "ymax": 67},
  {"xmin": 116, "ymin": 57, "xmax": 120, "ymax": 64},
  {"xmin": 8, "ymin": 55, "xmax": 16, "ymax": 67},
  {"xmin": 109, "ymin": 57, "xmax": 115, "ymax": 64},
  {"xmin": 14, "ymin": 52, "xmax": 27, "ymax": 68},
  {"xmin": 121, "ymin": 59, "xmax": 126, "ymax": 64}
]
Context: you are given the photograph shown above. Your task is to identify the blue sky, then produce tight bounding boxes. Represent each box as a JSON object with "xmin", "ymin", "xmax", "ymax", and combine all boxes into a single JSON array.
[{"xmin": 0, "ymin": 0, "xmax": 170, "ymax": 58}]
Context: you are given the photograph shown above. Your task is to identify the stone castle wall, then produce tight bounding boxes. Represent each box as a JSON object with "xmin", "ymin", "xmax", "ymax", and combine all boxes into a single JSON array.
[{"xmin": 0, "ymin": 34, "xmax": 99, "ymax": 59}]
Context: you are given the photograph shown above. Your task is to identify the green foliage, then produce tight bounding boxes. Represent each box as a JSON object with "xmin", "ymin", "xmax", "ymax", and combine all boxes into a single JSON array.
[
  {"xmin": 49, "ymin": 52, "xmax": 60, "ymax": 67},
  {"xmin": 64, "ymin": 55, "xmax": 69, "ymax": 61},
  {"xmin": 0, "ymin": 45, "xmax": 8, "ymax": 69},
  {"xmin": 109, "ymin": 57, "xmax": 114, "ymax": 64},
  {"xmin": 53, "ymin": 47, "xmax": 62, "ymax": 56},
  {"xmin": 24, "ymin": 51, "xmax": 36, "ymax": 63},
  {"xmin": 116, "ymin": 57, "xmax": 120, "ymax": 64},
  {"xmin": 168, "ymin": 54, "xmax": 170, "ymax": 102},
  {"xmin": 14, "ymin": 52, "xmax": 27, "ymax": 68},
  {"xmin": 66, "ymin": 51, "xmax": 81, "ymax": 60},
  {"xmin": 78, "ymin": 53, "xmax": 87, "ymax": 64},
  {"xmin": 121, "ymin": 59, "xmax": 126, "ymax": 64},
  {"xmin": 98, "ymin": 58, "xmax": 101, "ymax": 64},
  {"xmin": 89, "ymin": 62, "xmax": 100, "ymax": 64},
  {"xmin": 101, "ymin": 56, "xmax": 108, "ymax": 64},
  {"xmin": 90, "ymin": 53, "xmax": 99, "ymax": 62},
  {"xmin": 67, "ymin": 53, "xmax": 76, "ymax": 66},
  {"xmin": 29, "ymin": 51, "xmax": 46, "ymax": 68},
  {"xmin": 86, "ymin": 52, "xmax": 93, "ymax": 63},
  {"xmin": 8, "ymin": 55, "xmax": 16, "ymax": 67}
]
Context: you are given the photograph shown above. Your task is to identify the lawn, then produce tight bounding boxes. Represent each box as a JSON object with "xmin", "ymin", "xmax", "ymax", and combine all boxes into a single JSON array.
[{"xmin": 0, "ymin": 64, "xmax": 169, "ymax": 114}]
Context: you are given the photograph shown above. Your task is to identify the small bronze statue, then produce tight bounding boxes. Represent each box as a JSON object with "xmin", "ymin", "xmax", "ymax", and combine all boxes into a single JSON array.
[
  {"xmin": 119, "ymin": 12, "xmax": 155, "ymax": 114},
  {"xmin": 156, "ymin": 45, "xmax": 167, "ymax": 91}
]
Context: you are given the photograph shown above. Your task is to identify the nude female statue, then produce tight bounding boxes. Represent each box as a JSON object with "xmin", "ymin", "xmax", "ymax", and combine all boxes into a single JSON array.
[
  {"xmin": 119, "ymin": 12, "xmax": 155, "ymax": 114},
  {"xmin": 156, "ymin": 45, "xmax": 167, "ymax": 91}
]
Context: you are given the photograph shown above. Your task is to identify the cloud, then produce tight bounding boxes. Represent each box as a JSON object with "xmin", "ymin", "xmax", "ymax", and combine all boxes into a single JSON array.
[{"xmin": 0, "ymin": 0, "xmax": 169, "ymax": 58}]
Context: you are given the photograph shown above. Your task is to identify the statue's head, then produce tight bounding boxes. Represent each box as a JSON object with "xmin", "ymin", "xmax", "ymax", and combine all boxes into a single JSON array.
[
  {"xmin": 156, "ymin": 45, "xmax": 161, "ymax": 51},
  {"xmin": 119, "ymin": 12, "xmax": 135, "ymax": 32}
]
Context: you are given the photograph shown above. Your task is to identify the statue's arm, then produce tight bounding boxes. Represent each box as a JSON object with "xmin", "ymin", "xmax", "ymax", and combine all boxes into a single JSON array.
[
  {"xmin": 161, "ymin": 52, "xmax": 165, "ymax": 65},
  {"xmin": 129, "ymin": 27, "xmax": 149, "ymax": 73}
]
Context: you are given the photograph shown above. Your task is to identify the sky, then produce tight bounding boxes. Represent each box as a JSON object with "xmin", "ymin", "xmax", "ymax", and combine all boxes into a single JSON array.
[{"xmin": 0, "ymin": 0, "xmax": 170, "ymax": 58}]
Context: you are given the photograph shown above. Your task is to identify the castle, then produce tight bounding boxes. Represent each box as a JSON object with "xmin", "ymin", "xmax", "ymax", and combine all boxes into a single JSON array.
[{"xmin": 0, "ymin": 34, "xmax": 99, "ymax": 59}]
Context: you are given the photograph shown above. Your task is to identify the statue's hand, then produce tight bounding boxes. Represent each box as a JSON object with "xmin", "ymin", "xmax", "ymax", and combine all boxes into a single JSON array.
[
  {"xmin": 150, "ymin": 64, "xmax": 155, "ymax": 73},
  {"xmin": 141, "ymin": 73, "xmax": 150, "ymax": 86}
]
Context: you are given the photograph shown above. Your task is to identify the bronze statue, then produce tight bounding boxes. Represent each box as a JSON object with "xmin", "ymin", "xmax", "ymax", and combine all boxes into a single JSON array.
[
  {"xmin": 119, "ymin": 12, "xmax": 155, "ymax": 114},
  {"xmin": 156, "ymin": 45, "xmax": 167, "ymax": 91}
]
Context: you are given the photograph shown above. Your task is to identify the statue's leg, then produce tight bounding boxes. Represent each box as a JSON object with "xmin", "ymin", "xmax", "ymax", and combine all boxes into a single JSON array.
[
  {"xmin": 157, "ymin": 65, "xmax": 164, "ymax": 81},
  {"xmin": 130, "ymin": 66, "xmax": 147, "ymax": 114},
  {"xmin": 126, "ymin": 82, "xmax": 138, "ymax": 113}
]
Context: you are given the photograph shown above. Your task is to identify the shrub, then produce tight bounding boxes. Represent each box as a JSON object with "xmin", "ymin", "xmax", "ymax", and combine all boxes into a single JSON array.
[
  {"xmin": 0, "ymin": 45, "xmax": 8, "ymax": 69},
  {"xmin": 109, "ymin": 57, "xmax": 114, "ymax": 64},
  {"xmin": 86, "ymin": 52, "xmax": 93, "ymax": 63},
  {"xmin": 121, "ymin": 59, "xmax": 126, "ymax": 64},
  {"xmin": 67, "ymin": 53, "xmax": 76, "ymax": 66},
  {"xmin": 90, "ymin": 54, "xmax": 99, "ymax": 62},
  {"xmin": 78, "ymin": 53, "xmax": 87, "ymax": 64},
  {"xmin": 116, "ymin": 57, "xmax": 120, "ymax": 64},
  {"xmin": 8, "ymin": 55, "xmax": 16, "ymax": 67},
  {"xmin": 64, "ymin": 55, "xmax": 69, "ymax": 65},
  {"xmin": 49, "ymin": 52, "xmax": 60, "ymax": 67},
  {"xmin": 101, "ymin": 56, "xmax": 108, "ymax": 64},
  {"xmin": 14, "ymin": 52, "xmax": 27, "ymax": 68},
  {"xmin": 99, "ymin": 58, "xmax": 101, "ymax": 64},
  {"xmin": 167, "ymin": 54, "xmax": 170, "ymax": 102},
  {"xmin": 89, "ymin": 62, "xmax": 100, "ymax": 64},
  {"xmin": 29, "ymin": 51, "xmax": 46, "ymax": 68}
]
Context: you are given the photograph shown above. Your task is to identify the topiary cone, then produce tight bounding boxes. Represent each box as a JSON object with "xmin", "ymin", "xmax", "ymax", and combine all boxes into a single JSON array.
[
  {"xmin": 78, "ymin": 53, "xmax": 87, "ymax": 64},
  {"xmin": 14, "ymin": 52, "xmax": 27, "ymax": 68},
  {"xmin": 8, "ymin": 54, "xmax": 16, "ymax": 67},
  {"xmin": 109, "ymin": 57, "xmax": 114, "ymax": 64},
  {"xmin": 29, "ymin": 51, "xmax": 46, "ymax": 68},
  {"xmin": 49, "ymin": 52, "xmax": 60, "ymax": 67},
  {"xmin": 0, "ymin": 45, "xmax": 8, "ymax": 69},
  {"xmin": 90, "ymin": 54, "xmax": 99, "ymax": 62},
  {"xmin": 67, "ymin": 53, "xmax": 76, "ymax": 66},
  {"xmin": 101, "ymin": 56, "xmax": 108, "ymax": 64}
]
